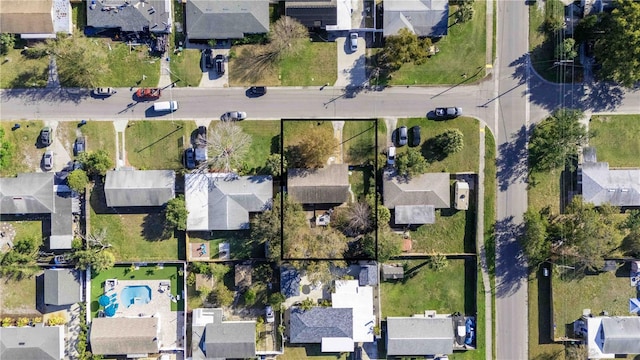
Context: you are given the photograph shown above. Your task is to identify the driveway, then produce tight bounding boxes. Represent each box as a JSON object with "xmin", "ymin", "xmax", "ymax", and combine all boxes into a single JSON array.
[
  {"xmin": 199, "ymin": 48, "xmax": 229, "ymax": 88},
  {"xmin": 335, "ymin": 35, "xmax": 367, "ymax": 87}
]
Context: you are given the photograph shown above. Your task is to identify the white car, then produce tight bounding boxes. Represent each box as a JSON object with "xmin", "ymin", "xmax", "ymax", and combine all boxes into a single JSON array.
[
  {"xmin": 265, "ymin": 305, "xmax": 275, "ymax": 323},
  {"xmin": 387, "ymin": 146, "xmax": 396, "ymax": 166},
  {"xmin": 93, "ymin": 87, "xmax": 117, "ymax": 96},
  {"xmin": 350, "ymin": 33, "xmax": 358, "ymax": 52},
  {"xmin": 43, "ymin": 150, "xmax": 54, "ymax": 171},
  {"xmin": 221, "ymin": 111, "xmax": 247, "ymax": 121}
]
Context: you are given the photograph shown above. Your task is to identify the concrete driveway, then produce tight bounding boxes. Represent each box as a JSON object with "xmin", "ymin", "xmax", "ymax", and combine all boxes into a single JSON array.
[
  {"xmin": 335, "ymin": 35, "xmax": 367, "ymax": 87},
  {"xmin": 199, "ymin": 49, "xmax": 229, "ymax": 88}
]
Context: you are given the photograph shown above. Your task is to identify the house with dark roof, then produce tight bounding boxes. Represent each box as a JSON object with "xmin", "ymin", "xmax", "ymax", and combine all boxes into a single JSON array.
[
  {"xmin": 191, "ymin": 308, "xmax": 256, "ymax": 359},
  {"xmin": 186, "ymin": 0, "xmax": 269, "ymax": 40},
  {"xmin": 285, "ymin": 0, "xmax": 338, "ymax": 29},
  {"xmin": 44, "ymin": 269, "xmax": 82, "ymax": 306},
  {"xmin": 0, "ymin": 0, "xmax": 71, "ymax": 39},
  {"xmin": 86, "ymin": 0, "xmax": 172, "ymax": 34},
  {"xmin": 359, "ymin": 264, "xmax": 378, "ymax": 286},
  {"xmin": 383, "ymin": 172, "xmax": 450, "ymax": 225},
  {"xmin": 89, "ymin": 317, "xmax": 160, "ymax": 356},
  {"xmin": 586, "ymin": 316, "xmax": 640, "ymax": 359},
  {"xmin": 104, "ymin": 170, "xmax": 175, "ymax": 207},
  {"xmin": 386, "ymin": 312, "xmax": 455, "ymax": 356},
  {"xmin": 288, "ymin": 164, "xmax": 350, "ymax": 205},
  {"xmin": 0, "ymin": 325, "xmax": 64, "ymax": 360},
  {"xmin": 383, "ymin": 0, "xmax": 449, "ymax": 37},
  {"xmin": 579, "ymin": 147, "xmax": 640, "ymax": 207},
  {"xmin": 289, "ymin": 307, "xmax": 354, "ymax": 351},
  {"xmin": 185, "ymin": 173, "xmax": 273, "ymax": 231},
  {"xmin": 280, "ymin": 265, "xmax": 301, "ymax": 299}
]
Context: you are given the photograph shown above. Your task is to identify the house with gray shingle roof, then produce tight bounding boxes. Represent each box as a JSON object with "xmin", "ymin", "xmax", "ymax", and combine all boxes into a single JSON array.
[
  {"xmin": 44, "ymin": 268, "xmax": 82, "ymax": 306},
  {"xmin": 185, "ymin": 173, "xmax": 273, "ymax": 231},
  {"xmin": 579, "ymin": 147, "xmax": 640, "ymax": 207},
  {"xmin": 191, "ymin": 308, "xmax": 256, "ymax": 359},
  {"xmin": 386, "ymin": 313, "xmax": 455, "ymax": 356},
  {"xmin": 0, "ymin": 325, "xmax": 64, "ymax": 360},
  {"xmin": 186, "ymin": 0, "xmax": 269, "ymax": 40},
  {"xmin": 383, "ymin": 171, "xmax": 450, "ymax": 225},
  {"xmin": 86, "ymin": 0, "xmax": 172, "ymax": 34},
  {"xmin": 586, "ymin": 316, "xmax": 640, "ymax": 359},
  {"xmin": 383, "ymin": 0, "xmax": 449, "ymax": 37},
  {"xmin": 104, "ymin": 170, "xmax": 175, "ymax": 207},
  {"xmin": 89, "ymin": 317, "xmax": 160, "ymax": 356},
  {"xmin": 285, "ymin": 0, "xmax": 338, "ymax": 29},
  {"xmin": 289, "ymin": 307, "xmax": 353, "ymax": 348},
  {"xmin": 288, "ymin": 164, "xmax": 350, "ymax": 205}
]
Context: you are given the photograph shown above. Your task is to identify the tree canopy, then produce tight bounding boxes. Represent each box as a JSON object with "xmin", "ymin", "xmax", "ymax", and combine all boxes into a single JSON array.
[
  {"xmin": 595, "ymin": 0, "xmax": 640, "ymax": 87},
  {"xmin": 47, "ymin": 34, "xmax": 110, "ymax": 88},
  {"xmin": 555, "ymin": 38, "xmax": 577, "ymax": 60},
  {"xmin": 67, "ymin": 169, "xmax": 89, "ymax": 193},
  {"xmin": 78, "ymin": 150, "xmax": 114, "ymax": 177},
  {"xmin": 165, "ymin": 195, "xmax": 188, "ymax": 231},
  {"xmin": 286, "ymin": 127, "xmax": 338, "ymax": 169},
  {"xmin": 435, "ymin": 129, "xmax": 464, "ymax": 155},
  {"xmin": 378, "ymin": 28, "xmax": 433, "ymax": 71},
  {"xmin": 520, "ymin": 209, "xmax": 551, "ymax": 270},
  {"xmin": 0, "ymin": 33, "xmax": 15, "ymax": 56},
  {"xmin": 529, "ymin": 108, "xmax": 588, "ymax": 172},
  {"xmin": 396, "ymin": 147, "xmax": 429, "ymax": 178},
  {"xmin": 206, "ymin": 122, "xmax": 252, "ymax": 173}
]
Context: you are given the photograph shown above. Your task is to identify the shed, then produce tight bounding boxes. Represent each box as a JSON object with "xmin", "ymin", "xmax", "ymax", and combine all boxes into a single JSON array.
[
  {"xmin": 381, "ymin": 264, "xmax": 404, "ymax": 281},
  {"xmin": 234, "ymin": 264, "xmax": 252, "ymax": 290},
  {"xmin": 43, "ymin": 269, "xmax": 82, "ymax": 306},
  {"xmin": 359, "ymin": 265, "xmax": 378, "ymax": 286}
]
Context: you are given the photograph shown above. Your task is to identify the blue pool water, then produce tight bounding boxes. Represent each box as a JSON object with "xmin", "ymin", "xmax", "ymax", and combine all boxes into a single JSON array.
[{"xmin": 120, "ymin": 285, "xmax": 152, "ymax": 308}]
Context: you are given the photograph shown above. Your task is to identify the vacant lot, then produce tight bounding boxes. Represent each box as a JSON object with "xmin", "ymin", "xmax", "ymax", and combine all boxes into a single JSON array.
[
  {"xmin": 170, "ymin": 49, "xmax": 203, "ymax": 87},
  {"xmin": 342, "ymin": 119, "xmax": 380, "ymax": 165},
  {"xmin": 125, "ymin": 120, "xmax": 197, "ymax": 170},
  {"xmin": 0, "ymin": 47, "xmax": 49, "ymax": 88},
  {"xmin": 237, "ymin": 120, "xmax": 280, "ymax": 174},
  {"xmin": 98, "ymin": 42, "xmax": 161, "ymax": 87},
  {"xmin": 0, "ymin": 121, "xmax": 46, "ymax": 176},
  {"xmin": 0, "ymin": 275, "xmax": 39, "ymax": 315},
  {"xmin": 283, "ymin": 120, "xmax": 334, "ymax": 147},
  {"xmin": 589, "ymin": 115, "xmax": 640, "ymax": 167}
]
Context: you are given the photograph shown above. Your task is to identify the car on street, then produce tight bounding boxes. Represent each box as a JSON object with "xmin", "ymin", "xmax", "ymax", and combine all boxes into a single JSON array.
[
  {"xmin": 434, "ymin": 107, "xmax": 463, "ymax": 120},
  {"xmin": 215, "ymin": 54, "xmax": 225, "ymax": 75},
  {"xmin": 248, "ymin": 86, "xmax": 267, "ymax": 97},
  {"xmin": 74, "ymin": 137, "xmax": 86, "ymax": 156},
  {"xmin": 93, "ymin": 87, "xmax": 117, "ymax": 96},
  {"xmin": 265, "ymin": 305, "xmax": 275, "ymax": 323},
  {"xmin": 221, "ymin": 111, "xmax": 247, "ymax": 121},
  {"xmin": 387, "ymin": 146, "xmax": 396, "ymax": 165},
  {"xmin": 184, "ymin": 148, "xmax": 196, "ymax": 169},
  {"xmin": 410, "ymin": 126, "xmax": 421, "ymax": 147},
  {"xmin": 40, "ymin": 126, "xmax": 52, "ymax": 146},
  {"xmin": 43, "ymin": 150, "xmax": 53, "ymax": 171},
  {"xmin": 397, "ymin": 126, "xmax": 408, "ymax": 146},
  {"xmin": 350, "ymin": 33, "xmax": 358, "ymax": 52}
]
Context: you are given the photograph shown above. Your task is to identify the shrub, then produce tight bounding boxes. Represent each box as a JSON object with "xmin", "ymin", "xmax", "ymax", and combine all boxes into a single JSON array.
[{"xmin": 243, "ymin": 288, "xmax": 256, "ymax": 306}]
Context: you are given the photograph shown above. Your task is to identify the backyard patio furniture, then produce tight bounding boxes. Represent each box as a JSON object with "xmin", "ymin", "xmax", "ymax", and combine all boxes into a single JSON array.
[{"xmin": 98, "ymin": 295, "xmax": 111, "ymax": 307}]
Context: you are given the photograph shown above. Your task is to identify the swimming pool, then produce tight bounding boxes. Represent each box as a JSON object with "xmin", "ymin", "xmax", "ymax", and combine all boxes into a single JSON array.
[{"xmin": 120, "ymin": 285, "xmax": 152, "ymax": 308}]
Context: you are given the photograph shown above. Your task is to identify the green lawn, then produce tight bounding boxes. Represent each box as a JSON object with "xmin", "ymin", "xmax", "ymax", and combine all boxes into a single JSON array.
[
  {"xmin": 90, "ymin": 264, "xmax": 184, "ymax": 316},
  {"xmin": 170, "ymin": 49, "xmax": 203, "ymax": 87},
  {"xmin": 528, "ymin": 170, "xmax": 562, "ymax": 214},
  {"xmin": 528, "ymin": 273, "xmax": 565, "ymax": 360},
  {"xmin": 125, "ymin": 120, "xmax": 197, "ymax": 170},
  {"xmin": 411, "ymin": 207, "xmax": 476, "ymax": 254},
  {"xmin": 97, "ymin": 42, "xmax": 161, "ymax": 87},
  {"xmin": 279, "ymin": 42, "xmax": 337, "ymax": 86},
  {"xmin": 589, "ymin": 115, "xmax": 640, "ymax": 167},
  {"xmin": 77, "ymin": 121, "xmax": 116, "ymax": 156},
  {"xmin": 188, "ymin": 230, "xmax": 261, "ymax": 260},
  {"xmin": 342, "ymin": 119, "xmax": 378, "ymax": 165},
  {"xmin": 0, "ymin": 275, "xmax": 38, "ymax": 314},
  {"xmin": 397, "ymin": 117, "xmax": 480, "ymax": 173},
  {"xmin": 237, "ymin": 120, "xmax": 281, "ymax": 174},
  {"xmin": 348, "ymin": 166, "xmax": 374, "ymax": 202},
  {"xmin": 0, "ymin": 47, "xmax": 49, "ymax": 88},
  {"xmin": 89, "ymin": 186, "xmax": 178, "ymax": 261},
  {"xmin": 387, "ymin": 1, "xmax": 486, "ymax": 85},
  {"xmin": 279, "ymin": 345, "xmax": 348, "ymax": 360},
  {"xmin": 71, "ymin": 2, "xmax": 86, "ymax": 33},
  {"xmin": 0, "ymin": 121, "xmax": 46, "ymax": 176},
  {"xmin": 381, "ymin": 259, "xmax": 470, "ymax": 318}
]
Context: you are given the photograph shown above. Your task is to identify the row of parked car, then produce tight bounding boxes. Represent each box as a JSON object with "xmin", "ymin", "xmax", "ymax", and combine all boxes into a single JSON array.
[{"xmin": 37, "ymin": 126, "xmax": 85, "ymax": 171}]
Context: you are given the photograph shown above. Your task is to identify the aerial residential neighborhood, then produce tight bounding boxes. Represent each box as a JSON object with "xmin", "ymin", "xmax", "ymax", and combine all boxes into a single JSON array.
[{"xmin": 1, "ymin": 0, "xmax": 640, "ymax": 360}]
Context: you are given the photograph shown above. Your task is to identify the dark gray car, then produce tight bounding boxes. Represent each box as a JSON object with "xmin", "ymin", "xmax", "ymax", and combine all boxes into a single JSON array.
[{"xmin": 397, "ymin": 126, "xmax": 408, "ymax": 146}]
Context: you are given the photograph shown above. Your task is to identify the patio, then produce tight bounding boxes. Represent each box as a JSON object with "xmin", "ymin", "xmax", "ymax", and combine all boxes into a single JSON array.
[{"xmin": 190, "ymin": 242, "xmax": 209, "ymax": 260}]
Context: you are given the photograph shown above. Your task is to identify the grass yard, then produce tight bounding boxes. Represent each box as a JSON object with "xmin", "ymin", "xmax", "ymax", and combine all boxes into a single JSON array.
[
  {"xmin": 528, "ymin": 273, "xmax": 566, "ymax": 360},
  {"xmin": 71, "ymin": 2, "xmax": 86, "ymax": 33},
  {"xmin": 0, "ymin": 275, "xmax": 39, "ymax": 315},
  {"xmin": 237, "ymin": 120, "xmax": 281, "ymax": 174},
  {"xmin": 0, "ymin": 121, "xmax": 46, "ymax": 176},
  {"xmin": 397, "ymin": 117, "xmax": 480, "ymax": 173},
  {"xmin": 348, "ymin": 166, "xmax": 374, "ymax": 202},
  {"xmin": 170, "ymin": 49, "xmax": 203, "ymax": 87},
  {"xmin": 90, "ymin": 264, "xmax": 184, "ymax": 316},
  {"xmin": 589, "ymin": 115, "xmax": 640, "ymax": 167},
  {"xmin": 97, "ymin": 42, "xmax": 161, "ymax": 87},
  {"xmin": 89, "ymin": 185, "xmax": 178, "ymax": 261},
  {"xmin": 342, "ymin": 119, "xmax": 379, "ymax": 165},
  {"xmin": 0, "ymin": 48, "xmax": 49, "ymax": 88},
  {"xmin": 125, "ymin": 120, "xmax": 197, "ymax": 170},
  {"xmin": 381, "ymin": 259, "xmax": 471, "ymax": 318},
  {"xmin": 528, "ymin": 170, "xmax": 562, "ymax": 214},
  {"xmin": 188, "ymin": 230, "xmax": 261, "ymax": 260},
  {"xmin": 279, "ymin": 345, "xmax": 348, "ymax": 360},
  {"xmin": 283, "ymin": 120, "xmax": 334, "ymax": 147},
  {"xmin": 387, "ymin": 1, "xmax": 486, "ymax": 85},
  {"xmin": 56, "ymin": 121, "xmax": 117, "ymax": 161},
  {"xmin": 411, "ymin": 207, "xmax": 476, "ymax": 254}
]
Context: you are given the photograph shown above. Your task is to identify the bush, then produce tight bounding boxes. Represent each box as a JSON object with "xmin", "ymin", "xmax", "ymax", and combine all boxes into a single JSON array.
[
  {"xmin": 243, "ymin": 289, "xmax": 256, "ymax": 306},
  {"xmin": 22, "ymin": 47, "xmax": 48, "ymax": 59},
  {"xmin": 0, "ymin": 33, "xmax": 15, "ymax": 55},
  {"xmin": 47, "ymin": 315, "xmax": 66, "ymax": 326},
  {"xmin": 67, "ymin": 169, "xmax": 89, "ymax": 193},
  {"xmin": 2, "ymin": 317, "xmax": 14, "ymax": 327},
  {"xmin": 16, "ymin": 317, "xmax": 29, "ymax": 327}
]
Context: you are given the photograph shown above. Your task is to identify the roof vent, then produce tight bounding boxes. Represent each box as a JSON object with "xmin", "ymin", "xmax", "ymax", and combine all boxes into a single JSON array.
[
  {"xmin": 18, "ymin": 342, "xmax": 25, "ymax": 346},
  {"xmin": 621, "ymin": 188, "xmax": 629, "ymax": 192}
]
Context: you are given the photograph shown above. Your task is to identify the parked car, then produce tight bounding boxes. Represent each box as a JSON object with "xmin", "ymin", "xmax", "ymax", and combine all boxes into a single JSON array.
[
  {"xmin": 43, "ymin": 150, "xmax": 53, "ymax": 171},
  {"xmin": 74, "ymin": 137, "xmax": 86, "ymax": 156},
  {"xmin": 153, "ymin": 101, "xmax": 178, "ymax": 112},
  {"xmin": 135, "ymin": 87, "xmax": 161, "ymax": 100},
  {"xmin": 454, "ymin": 180, "xmax": 470, "ymax": 211},
  {"xmin": 184, "ymin": 148, "xmax": 196, "ymax": 169},
  {"xmin": 265, "ymin": 305, "xmax": 275, "ymax": 323},
  {"xmin": 350, "ymin": 32, "xmax": 358, "ymax": 52},
  {"xmin": 397, "ymin": 126, "xmax": 408, "ymax": 146},
  {"xmin": 387, "ymin": 146, "xmax": 396, "ymax": 166},
  {"xmin": 465, "ymin": 317, "xmax": 475, "ymax": 346},
  {"xmin": 410, "ymin": 126, "xmax": 421, "ymax": 147},
  {"xmin": 40, "ymin": 126, "xmax": 52, "ymax": 146},
  {"xmin": 196, "ymin": 126, "xmax": 207, "ymax": 147},
  {"xmin": 248, "ymin": 86, "xmax": 267, "ymax": 97},
  {"xmin": 434, "ymin": 107, "xmax": 462, "ymax": 120},
  {"xmin": 204, "ymin": 49, "xmax": 213, "ymax": 69},
  {"xmin": 221, "ymin": 111, "xmax": 247, "ymax": 121},
  {"xmin": 93, "ymin": 87, "xmax": 117, "ymax": 96},
  {"xmin": 215, "ymin": 54, "xmax": 225, "ymax": 75}
]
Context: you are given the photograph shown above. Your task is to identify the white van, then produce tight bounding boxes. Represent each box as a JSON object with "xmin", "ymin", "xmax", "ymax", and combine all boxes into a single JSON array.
[{"xmin": 153, "ymin": 101, "xmax": 178, "ymax": 112}]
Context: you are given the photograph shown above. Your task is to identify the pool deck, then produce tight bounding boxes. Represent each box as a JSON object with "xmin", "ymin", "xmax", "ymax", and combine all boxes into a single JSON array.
[{"xmin": 106, "ymin": 279, "xmax": 184, "ymax": 351}]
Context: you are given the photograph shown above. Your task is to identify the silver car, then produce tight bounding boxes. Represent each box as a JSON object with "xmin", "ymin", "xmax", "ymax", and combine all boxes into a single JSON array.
[
  {"xmin": 43, "ymin": 150, "xmax": 53, "ymax": 171},
  {"xmin": 221, "ymin": 111, "xmax": 247, "ymax": 121}
]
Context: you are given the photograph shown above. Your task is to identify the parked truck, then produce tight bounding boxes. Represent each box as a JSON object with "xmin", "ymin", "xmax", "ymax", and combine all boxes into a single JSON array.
[{"xmin": 135, "ymin": 87, "xmax": 161, "ymax": 100}]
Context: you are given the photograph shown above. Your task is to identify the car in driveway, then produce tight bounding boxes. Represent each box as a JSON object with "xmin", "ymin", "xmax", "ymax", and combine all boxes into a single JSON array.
[
  {"xmin": 396, "ymin": 126, "xmax": 408, "ymax": 146},
  {"xmin": 387, "ymin": 146, "xmax": 396, "ymax": 165},
  {"xmin": 92, "ymin": 87, "xmax": 117, "ymax": 96},
  {"xmin": 215, "ymin": 54, "xmax": 225, "ymax": 75},
  {"xmin": 40, "ymin": 126, "xmax": 52, "ymax": 146},
  {"xmin": 221, "ymin": 111, "xmax": 247, "ymax": 121},
  {"xmin": 43, "ymin": 150, "xmax": 53, "ymax": 171},
  {"xmin": 350, "ymin": 33, "xmax": 358, "ymax": 52},
  {"xmin": 184, "ymin": 148, "xmax": 196, "ymax": 169},
  {"xmin": 74, "ymin": 137, "xmax": 86, "ymax": 156},
  {"xmin": 203, "ymin": 49, "xmax": 213, "ymax": 69},
  {"xmin": 265, "ymin": 305, "xmax": 275, "ymax": 323},
  {"xmin": 434, "ymin": 107, "xmax": 463, "ymax": 120},
  {"xmin": 410, "ymin": 126, "xmax": 421, "ymax": 147}
]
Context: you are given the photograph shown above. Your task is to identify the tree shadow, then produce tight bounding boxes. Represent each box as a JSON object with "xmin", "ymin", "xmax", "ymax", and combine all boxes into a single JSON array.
[
  {"xmin": 496, "ymin": 125, "xmax": 530, "ymax": 192},
  {"xmin": 493, "ymin": 216, "xmax": 528, "ymax": 298},
  {"xmin": 421, "ymin": 137, "xmax": 446, "ymax": 163},
  {"xmin": 140, "ymin": 211, "xmax": 168, "ymax": 241},
  {"xmin": 0, "ymin": 87, "xmax": 89, "ymax": 105}
]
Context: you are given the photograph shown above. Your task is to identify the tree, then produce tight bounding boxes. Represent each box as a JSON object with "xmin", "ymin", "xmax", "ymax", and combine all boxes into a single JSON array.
[
  {"xmin": 268, "ymin": 16, "xmax": 309, "ymax": 59},
  {"xmin": 529, "ymin": 109, "xmax": 588, "ymax": 172},
  {"xmin": 0, "ymin": 33, "xmax": 15, "ymax": 55},
  {"xmin": 621, "ymin": 231, "xmax": 640, "ymax": 257},
  {"xmin": 243, "ymin": 288, "xmax": 256, "ymax": 306},
  {"xmin": 204, "ymin": 122, "xmax": 252, "ymax": 172},
  {"xmin": 286, "ymin": 127, "xmax": 338, "ymax": 169},
  {"xmin": 555, "ymin": 38, "xmax": 577, "ymax": 60},
  {"xmin": 67, "ymin": 169, "xmax": 89, "ymax": 193},
  {"xmin": 595, "ymin": 0, "xmax": 640, "ymax": 87},
  {"xmin": 73, "ymin": 250, "xmax": 115, "ymax": 272},
  {"xmin": 379, "ymin": 28, "xmax": 432, "ymax": 71},
  {"xmin": 47, "ymin": 34, "xmax": 110, "ymax": 88},
  {"xmin": 345, "ymin": 202, "xmax": 373, "ymax": 235},
  {"xmin": 264, "ymin": 153, "xmax": 287, "ymax": 177},
  {"xmin": 78, "ymin": 150, "xmax": 114, "ymax": 177},
  {"xmin": 0, "ymin": 127, "xmax": 14, "ymax": 171},
  {"xmin": 268, "ymin": 292, "xmax": 286, "ymax": 309},
  {"xmin": 622, "ymin": 209, "xmax": 640, "ymax": 232},
  {"xmin": 435, "ymin": 129, "xmax": 464, "ymax": 155},
  {"xmin": 165, "ymin": 195, "xmax": 188, "ymax": 231},
  {"xmin": 396, "ymin": 147, "xmax": 429, "ymax": 178},
  {"xmin": 456, "ymin": 2, "xmax": 475, "ymax": 23},
  {"xmin": 574, "ymin": 15, "xmax": 600, "ymax": 44},
  {"xmin": 520, "ymin": 209, "xmax": 551, "ymax": 270},
  {"xmin": 427, "ymin": 253, "xmax": 448, "ymax": 271},
  {"xmin": 212, "ymin": 282, "xmax": 234, "ymax": 307}
]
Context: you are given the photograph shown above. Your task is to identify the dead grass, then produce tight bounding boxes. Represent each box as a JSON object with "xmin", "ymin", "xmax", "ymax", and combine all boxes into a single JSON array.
[{"xmin": 0, "ymin": 121, "xmax": 46, "ymax": 176}]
